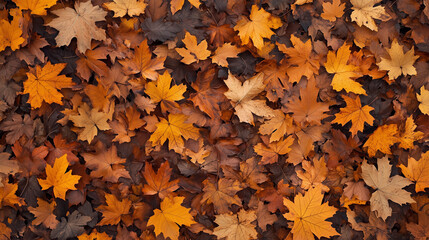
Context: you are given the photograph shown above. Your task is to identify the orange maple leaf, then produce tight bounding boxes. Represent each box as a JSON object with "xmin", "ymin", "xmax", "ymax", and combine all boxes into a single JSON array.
[
  {"xmin": 142, "ymin": 161, "xmax": 179, "ymax": 199},
  {"xmin": 97, "ymin": 193, "xmax": 132, "ymax": 225},
  {"xmin": 176, "ymin": 32, "xmax": 211, "ymax": 65}
]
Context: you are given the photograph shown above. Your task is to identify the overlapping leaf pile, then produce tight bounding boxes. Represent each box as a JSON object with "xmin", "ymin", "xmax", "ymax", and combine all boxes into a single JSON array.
[{"xmin": 0, "ymin": 0, "xmax": 428, "ymax": 239}]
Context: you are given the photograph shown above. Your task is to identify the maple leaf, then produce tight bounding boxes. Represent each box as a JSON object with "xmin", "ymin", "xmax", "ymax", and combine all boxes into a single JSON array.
[
  {"xmin": 325, "ymin": 44, "xmax": 365, "ymax": 95},
  {"xmin": 254, "ymin": 136, "xmax": 294, "ymax": 165},
  {"xmin": 51, "ymin": 211, "xmax": 92, "ymax": 240},
  {"xmin": 0, "ymin": 182, "xmax": 22, "ymax": 208},
  {"xmin": 321, "ymin": 0, "xmax": 345, "ymax": 22},
  {"xmin": 397, "ymin": 116, "xmax": 424, "ymax": 149},
  {"xmin": 350, "ymin": 0, "xmax": 389, "ymax": 31},
  {"xmin": 176, "ymin": 32, "xmax": 211, "ymax": 65},
  {"xmin": 0, "ymin": 18, "xmax": 25, "ymax": 52},
  {"xmin": 38, "ymin": 154, "xmax": 81, "ymax": 200},
  {"xmin": 13, "ymin": 0, "xmax": 57, "ymax": 15},
  {"xmin": 69, "ymin": 103, "xmax": 111, "ymax": 143},
  {"xmin": 28, "ymin": 198, "xmax": 59, "ymax": 229},
  {"xmin": 347, "ymin": 210, "xmax": 388, "ymax": 240},
  {"xmin": 277, "ymin": 35, "xmax": 320, "ymax": 83},
  {"xmin": 361, "ymin": 157, "xmax": 415, "ymax": 220},
  {"xmin": 76, "ymin": 45, "xmax": 109, "ymax": 81},
  {"xmin": 283, "ymin": 185, "xmax": 339, "ymax": 240},
  {"xmin": 104, "ymin": 0, "xmax": 147, "ymax": 17},
  {"xmin": 0, "ymin": 222, "xmax": 11, "ymax": 240},
  {"xmin": 212, "ymin": 43, "xmax": 241, "ymax": 67},
  {"xmin": 0, "ymin": 153, "xmax": 19, "ymax": 186},
  {"xmin": 363, "ymin": 124, "xmax": 399, "ymax": 157},
  {"xmin": 255, "ymin": 201, "xmax": 277, "ymax": 231},
  {"xmin": 224, "ymin": 73, "xmax": 275, "ymax": 125},
  {"xmin": 234, "ymin": 5, "xmax": 281, "ymax": 50},
  {"xmin": 78, "ymin": 230, "xmax": 111, "ymax": 240},
  {"xmin": 97, "ymin": 193, "xmax": 132, "ymax": 225},
  {"xmin": 377, "ymin": 39, "xmax": 419, "ymax": 80},
  {"xmin": 296, "ymin": 157, "xmax": 329, "ymax": 192},
  {"xmin": 332, "ymin": 95, "xmax": 374, "ymax": 136},
  {"xmin": 284, "ymin": 78, "xmax": 329, "ymax": 125},
  {"xmin": 147, "ymin": 196, "xmax": 196, "ymax": 240},
  {"xmin": 119, "ymin": 39, "xmax": 165, "ymax": 79},
  {"xmin": 47, "ymin": 1, "xmax": 107, "ymax": 53},
  {"xmin": 82, "ymin": 144, "xmax": 130, "ymax": 183},
  {"xmin": 259, "ymin": 110, "xmax": 293, "ymax": 142},
  {"xmin": 417, "ymin": 86, "xmax": 429, "ymax": 115},
  {"xmin": 399, "ymin": 152, "xmax": 429, "ymax": 193},
  {"xmin": 212, "ymin": 209, "xmax": 258, "ymax": 240},
  {"xmin": 142, "ymin": 161, "xmax": 179, "ymax": 199},
  {"xmin": 201, "ymin": 178, "xmax": 242, "ymax": 214},
  {"xmin": 22, "ymin": 62, "xmax": 74, "ymax": 109},
  {"xmin": 170, "ymin": 0, "xmax": 200, "ymax": 14},
  {"xmin": 145, "ymin": 71, "xmax": 186, "ymax": 112},
  {"xmin": 149, "ymin": 114, "xmax": 200, "ymax": 151},
  {"xmin": 0, "ymin": 113, "xmax": 34, "ymax": 144}
]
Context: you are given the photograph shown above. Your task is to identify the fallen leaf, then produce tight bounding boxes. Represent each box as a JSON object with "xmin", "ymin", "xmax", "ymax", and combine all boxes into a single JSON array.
[
  {"xmin": 176, "ymin": 32, "xmax": 211, "ymax": 65},
  {"xmin": 399, "ymin": 152, "xmax": 429, "ymax": 193},
  {"xmin": 213, "ymin": 209, "xmax": 258, "ymax": 240},
  {"xmin": 142, "ymin": 161, "xmax": 179, "ymax": 199},
  {"xmin": 104, "ymin": 0, "xmax": 147, "ymax": 17},
  {"xmin": 363, "ymin": 124, "xmax": 398, "ymax": 157},
  {"xmin": 28, "ymin": 198, "xmax": 59, "ymax": 229},
  {"xmin": 350, "ymin": 0, "xmax": 389, "ymax": 31},
  {"xmin": 97, "ymin": 193, "xmax": 132, "ymax": 225}
]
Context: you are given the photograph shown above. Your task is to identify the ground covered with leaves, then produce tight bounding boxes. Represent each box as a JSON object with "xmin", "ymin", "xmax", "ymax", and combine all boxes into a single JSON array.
[{"xmin": 0, "ymin": 0, "xmax": 428, "ymax": 239}]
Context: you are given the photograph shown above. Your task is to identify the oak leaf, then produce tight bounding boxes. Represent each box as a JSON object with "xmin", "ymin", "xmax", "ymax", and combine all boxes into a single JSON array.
[
  {"xmin": 69, "ymin": 103, "xmax": 111, "ymax": 143},
  {"xmin": 147, "ymin": 196, "xmax": 196, "ymax": 240},
  {"xmin": 13, "ymin": 0, "xmax": 57, "ymax": 15},
  {"xmin": 142, "ymin": 161, "xmax": 179, "ymax": 199},
  {"xmin": 283, "ymin": 185, "xmax": 339, "ymax": 240},
  {"xmin": 362, "ymin": 157, "xmax": 415, "ymax": 220},
  {"xmin": 104, "ymin": 0, "xmax": 147, "ymax": 17},
  {"xmin": 377, "ymin": 39, "xmax": 419, "ymax": 80},
  {"xmin": 22, "ymin": 62, "xmax": 74, "ymax": 109},
  {"xmin": 0, "ymin": 19, "xmax": 25, "ymax": 52},
  {"xmin": 97, "ymin": 193, "xmax": 132, "ymax": 225},
  {"xmin": 399, "ymin": 152, "xmax": 429, "ymax": 193},
  {"xmin": 417, "ymin": 86, "xmax": 429, "ymax": 115},
  {"xmin": 224, "ymin": 73, "xmax": 274, "ymax": 125},
  {"xmin": 38, "ymin": 154, "xmax": 81, "ymax": 200},
  {"xmin": 47, "ymin": 1, "xmax": 107, "ymax": 53},
  {"xmin": 82, "ymin": 144, "xmax": 130, "ymax": 183},
  {"xmin": 149, "ymin": 114, "xmax": 200, "ymax": 151},
  {"xmin": 332, "ymin": 95, "xmax": 374, "ymax": 136},
  {"xmin": 213, "ymin": 209, "xmax": 258, "ymax": 240},
  {"xmin": 28, "ymin": 198, "xmax": 59, "ymax": 229},
  {"xmin": 145, "ymin": 71, "xmax": 186, "ymax": 112},
  {"xmin": 201, "ymin": 178, "xmax": 242, "ymax": 214},
  {"xmin": 350, "ymin": 0, "xmax": 389, "ymax": 31},
  {"xmin": 363, "ymin": 124, "xmax": 398, "ymax": 157},
  {"xmin": 233, "ymin": 5, "xmax": 281, "ymax": 50},
  {"xmin": 321, "ymin": 0, "xmax": 345, "ymax": 22},
  {"xmin": 176, "ymin": 32, "xmax": 211, "ymax": 65},
  {"xmin": 325, "ymin": 44, "xmax": 365, "ymax": 95}
]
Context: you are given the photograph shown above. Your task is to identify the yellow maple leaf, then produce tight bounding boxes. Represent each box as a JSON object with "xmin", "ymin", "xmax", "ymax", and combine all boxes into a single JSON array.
[
  {"xmin": 176, "ymin": 32, "xmax": 211, "ymax": 65},
  {"xmin": 325, "ymin": 44, "xmax": 365, "ymax": 95},
  {"xmin": 69, "ymin": 103, "xmax": 111, "ymax": 143},
  {"xmin": 149, "ymin": 114, "xmax": 200, "ymax": 152},
  {"xmin": 363, "ymin": 124, "xmax": 398, "ymax": 157},
  {"xmin": 38, "ymin": 154, "xmax": 81, "ymax": 200},
  {"xmin": 417, "ymin": 87, "xmax": 429, "ymax": 115},
  {"xmin": 377, "ymin": 39, "xmax": 419, "ymax": 80},
  {"xmin": 145, "ymin": 71, "xmax": 186, "ymax": 112},
  {"xmin": 283, "ymin": 185, "xmax": 339, "ymax": 240},
  {"xmin": 104, "ymin": 0, "xmax": 147, "ymax": 17},
  {"xmin": 0, "ymin": 18, "xmax": 24, "ymax": 52},
  {"xmin": 259, "ymin": 110, "xmax": 293, "ymax": 142},
  {"xmin": 277, "ymin": 35, "xmax": 320, "ymax": 83},
  {"xmin": 213, "ymin": 209, "xmax": 258, "ymax": 240},
  {"xmin": 350, "ymin": 0, "xmax": 389, "ymax": 31},
  {"xmin": 233, "ymin": 5, "xmax": 281, "ymax": 50},
  {"xmin": 321, "ymin": 0, "xmax": 345, "ymax": 22},
  {"xmin": 47, "ymin": 1, "xmax": 107, "ymax": 53},
  {"xmin": 212, "ymin": 43, "xmax": 241, "ymax": 67},
  {"xmin": 399, "ymin": 152, "xmax": 429, "ymax": 193},
  {"xmin": 397, "ymin": 116, "xmax": 423, "ymax": 149},
  {"xmin": 22, "ymin": 62, "xmax": 74, "ymax": 109},
  {"xmin": 147, "ymin": 196, "xmax": 196, "ymax": 240},
  {"xmin": 170, "ymin": 0, "xmax": 200, "ymax": 14},
  {"xmin": 296, "ymin": 157, "xmax": 329, "ymax": 192},
  {"xmin": 13, "ymin": 0, "xmax": 57, "ymax": 15},
  {"xmin": 28, "ymin": 198, "xmax": 59, "ymax": 229},
  {"xmin": 362, "ymin": 157, "xmax": 415, "ymax": 220},
  {"xmin": 332, "ymin": 95, "xmax": 374, "ymax": 136},
  {"xmin": 224, "ymin": 73, "xmax": 275, "ymax": 125},
  {"xmin": 78, "ymin": 229, "xmax": 111, "ymax": 240},
  {"xmin": 0, "ymin": 181, "xmax": 22, "ymax": 208},
  {"xmin": 97, "ymin": 193, "xmax": 132, "ymax": 225}
]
